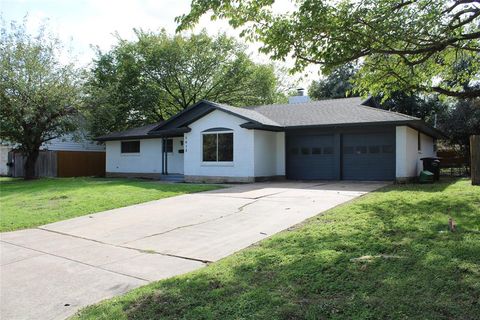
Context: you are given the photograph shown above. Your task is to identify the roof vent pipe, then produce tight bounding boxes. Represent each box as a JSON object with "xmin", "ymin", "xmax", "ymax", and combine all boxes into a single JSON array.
[{"xmin": 288, "ymin": 88, "xmax": 311, "ymax": 104}]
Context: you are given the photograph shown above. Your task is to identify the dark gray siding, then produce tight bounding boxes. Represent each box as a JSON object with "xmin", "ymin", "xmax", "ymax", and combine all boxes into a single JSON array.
[{"xmin": 285, "ymin": 126, "xmax": 396, "ymax": 181}]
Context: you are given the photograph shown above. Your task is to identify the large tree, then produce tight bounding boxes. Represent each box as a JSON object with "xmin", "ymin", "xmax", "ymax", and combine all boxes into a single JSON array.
[
  {"xmin": 437, "ymin": 99, "xmax": 480, "ymax": 161},
  {"xmin": 307, "ymin": 62, "xmax": 444, "ymax": 125},
  {"xmin": 375, "ymin": 93, "xmax": 446, "ymax": 125},
  {"xmin": 84, "ymin": 30, "xmax": 284, "ymax": 137},
  {"xmin": 177, "ymin": 0, "xmax": 480, "ymax": 99},
  {"xmin": 308, "ymin": 63, "xmax": 359, "ymax": 100},
  {"xmin": 0, "ymin": 20, "xmax": 81, "ymax": 179}
]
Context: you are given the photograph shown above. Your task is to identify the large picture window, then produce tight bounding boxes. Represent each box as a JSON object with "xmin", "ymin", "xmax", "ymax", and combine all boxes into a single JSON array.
[
  {"xmin": 203, "ymin": 132, "xmax": 233, "ymax": 162},
  {"xmin": 121, "ymin": 141, "xmax": 140, "ymax": 153}
]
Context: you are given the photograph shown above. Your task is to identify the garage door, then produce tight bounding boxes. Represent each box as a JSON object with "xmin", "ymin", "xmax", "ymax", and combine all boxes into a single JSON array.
[
  {"xmin": 342, "ymin": 133, "xmax": 395, "ymax": 180},
  {"xmin": 287, "ymin": 134, "xmax": 336, "ymax": 180}
]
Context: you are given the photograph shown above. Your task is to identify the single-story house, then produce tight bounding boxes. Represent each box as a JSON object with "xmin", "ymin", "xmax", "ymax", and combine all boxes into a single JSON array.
[{"xmin": 96, "ymin": 95, "xmax": 443, "ymax": 183}]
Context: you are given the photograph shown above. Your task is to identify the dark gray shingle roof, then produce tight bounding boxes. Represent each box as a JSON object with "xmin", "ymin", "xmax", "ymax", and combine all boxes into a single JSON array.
[
  {"xmin": 208, "ymin": 101, "xmax": 281, "ymax": 126},
  {"xmin": 96, "ymin": 97, "xmax": 442, "ymax": 141},
  {"xmin": 245, "ymin": 97, "xmax": 419, "ymax": 127},
  {"xmin": 96, "ymin": 122, "xmax": 163, "ymax": 141}
]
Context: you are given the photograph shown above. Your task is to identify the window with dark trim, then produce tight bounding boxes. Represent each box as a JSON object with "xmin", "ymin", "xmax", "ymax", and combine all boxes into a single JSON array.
[
  {"xmin": 202, "ymin": 132, "xmax": 233, "ymax": 162},
  {"xmin": 418, "ymin": 132, "xmax": 421, "ymax": 151},
  {"xmin": 312, "ymin": 147, "xmax": 322, "ymax": 154},
  {"xmin": 121, "ymin": 141, "xmax": 140, "ymax": 153},
  {"xmin": 163, "ymin": 139, "xmax": 173, "ymax": 153}
]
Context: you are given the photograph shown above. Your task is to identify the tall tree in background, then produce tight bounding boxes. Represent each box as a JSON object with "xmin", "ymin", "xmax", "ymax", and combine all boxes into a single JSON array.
[
  {"xmin": 308, "ymin": 64, "xmax": 358, "ymax": 100},
  {"xmin": 437, "ymin": 99, "xmax": 480, "ymax": 161},
  {"xmin": 377, "ymin": 93, "xmax": 445, "ymax": 125},
  {"xmin": 0, "ymin": 20, "xmax": 81, "ymax": 179},
  {"xmin": 84, "ymin": 30, "xmax": 284, "ymax": 137},
  {"xmin": 307, "ymin": 62, "xmax": 444, "ymax": 126},
  {"xmin": 177, "ymin": 0, "xmax": 480, "ymax": 99}
]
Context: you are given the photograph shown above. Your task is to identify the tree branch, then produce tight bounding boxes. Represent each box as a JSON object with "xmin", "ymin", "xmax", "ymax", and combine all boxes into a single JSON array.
[{"xmin": 431, "ymin": 86, "xmax": 480, "ymax": 98}]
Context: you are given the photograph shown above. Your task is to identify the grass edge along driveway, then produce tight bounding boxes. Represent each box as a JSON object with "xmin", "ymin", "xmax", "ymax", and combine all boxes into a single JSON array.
[
  {"xmin": 72, "ymin": 179, "xmax": 480, "ymax": 320},
  {"xmin": 0, "ymin": 177, "xmax": 220, "ymax": 232}
]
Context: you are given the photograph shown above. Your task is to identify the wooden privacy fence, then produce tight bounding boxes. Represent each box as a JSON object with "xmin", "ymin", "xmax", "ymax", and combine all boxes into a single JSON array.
[
  {"xmin": 11, "ymin": 151, "xmax": 57, "ymax": 177},
  {"xmin": 57, "ymin": 151, "xmax": 105, "ymax": 177},
  {"xmin": 437, "ymin": 150, "xmax": 469, "ymax": 176},
  {"xmin": 10, "ymin": 150, "xmax": 105, "ymax": 178}
]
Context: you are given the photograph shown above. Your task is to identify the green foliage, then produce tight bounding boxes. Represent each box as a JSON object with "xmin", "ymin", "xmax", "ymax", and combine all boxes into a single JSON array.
[
  {"xmin": 306, "ymin": 63, "xmax": 445, "ymax": 127},
  {"xmin": 73, "ymin": 179, "xmax": 480, "ymax": 320},
  {"xmin": 373, "ymin": 92, "xmax": 446, "ymax": 125},
  {"xmin": 0, "ymin": 19, "xmax": 82, "ymax": 178},
  {"xmin": 84, "ymin": 30, "xmax": 284, "ymax": 137},
  {"xmin": 177, "ymin": 0, "xmax": 480, "ymax": 99},
  {"xmin": 437, "ymin": 99, "xmax": 480, "ymax": 159},
  {"xmin": 0, "ymin": 177, "xmax": 220, "ymax": 232},
  {"xmin": 308, "ymin": 63, "xmax": 359, "ymax": 100}
]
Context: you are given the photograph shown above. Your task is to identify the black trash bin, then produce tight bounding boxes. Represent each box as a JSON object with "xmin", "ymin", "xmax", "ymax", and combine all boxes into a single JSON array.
[{"xmin": 421, "ymin": 157, "xmax": 441, "ymax": 181}]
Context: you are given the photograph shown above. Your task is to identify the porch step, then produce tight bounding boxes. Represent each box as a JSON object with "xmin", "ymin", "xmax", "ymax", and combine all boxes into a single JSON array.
[{"xmin": 160, "ymin": 174, "xmax": 185, "ymax": 183}]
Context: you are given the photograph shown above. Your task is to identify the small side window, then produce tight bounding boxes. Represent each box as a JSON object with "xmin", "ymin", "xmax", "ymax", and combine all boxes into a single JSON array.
[
  {"xmin": 121, "ymin": 141, "xmax": 140, "ymax": 153},
  {"xmin": 312, "ymin": 147, "xmax": 322, "ymax": 154}
]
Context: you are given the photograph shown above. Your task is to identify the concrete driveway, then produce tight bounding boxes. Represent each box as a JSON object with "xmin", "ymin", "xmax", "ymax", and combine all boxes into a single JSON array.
[{"xmin": 0, "ymin": 181, "xmax": 388, "ymax": 320}]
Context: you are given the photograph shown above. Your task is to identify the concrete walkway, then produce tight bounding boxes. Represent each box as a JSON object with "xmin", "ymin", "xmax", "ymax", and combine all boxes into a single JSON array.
[{"xmin": 0, "ymin": 181, "xmax": 388, "ymax": 320}]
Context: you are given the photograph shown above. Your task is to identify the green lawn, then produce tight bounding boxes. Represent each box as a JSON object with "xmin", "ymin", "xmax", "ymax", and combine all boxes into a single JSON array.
[
  {"xmin": 73, "ymin": 179, "xmax": 480, "ymax": 320},
  {"xmin": 0, "ymin": 177, "xmax": 220, "ymax": 232}
]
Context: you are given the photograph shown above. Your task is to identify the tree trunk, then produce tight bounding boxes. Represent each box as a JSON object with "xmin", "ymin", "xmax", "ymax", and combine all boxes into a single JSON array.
[
  {"xmin": 24, "ymin": 149, "xmax": 40, "ymax": 180},
  {"xmin": 471, "ymin": 135, "xmax": 480, "ymax": 186}
]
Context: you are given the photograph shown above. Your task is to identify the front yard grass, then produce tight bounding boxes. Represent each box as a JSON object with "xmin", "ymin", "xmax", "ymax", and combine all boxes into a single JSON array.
[
  {"xmin": 0, "ymin": 177, "xmax": 220, "ymax": 232},
  {"xmin": 73, "ymin": 179, "xmax": 480, "ymax": 320}
]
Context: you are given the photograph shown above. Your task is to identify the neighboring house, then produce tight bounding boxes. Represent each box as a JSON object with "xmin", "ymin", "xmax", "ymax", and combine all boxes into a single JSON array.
[
  {"xmin": 5, "ymin": 133, "xmax": 106, "ymax": 178},
  {"xmin": 41, "ymin": 133, "xmax": 106, "ymax": 152},
  {"xmin": 96, "ymin": 95, "xmax": 443, "ymax": 183}
]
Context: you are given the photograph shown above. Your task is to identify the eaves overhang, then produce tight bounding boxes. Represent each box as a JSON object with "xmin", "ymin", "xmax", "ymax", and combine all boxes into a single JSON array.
[
  {"xmin": 240, "ymin": 122, "xmax": 284, "ymax": 132},
  {"xmin": 282, "ymin": 120, "xmax": 446, "ymax": 139},
  {"xmin": 147, "ymin": 127, "xmax": 191, "ymax": 137}
]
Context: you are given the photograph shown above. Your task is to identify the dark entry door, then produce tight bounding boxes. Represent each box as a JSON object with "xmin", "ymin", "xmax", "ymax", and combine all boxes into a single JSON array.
[
  {"xmin": 342, "ymin": 132, "xmax": 395, "ymax": 180},
  {"xmin": 286, "ymin": 134, "xmax": 336, "ymax": 180}
]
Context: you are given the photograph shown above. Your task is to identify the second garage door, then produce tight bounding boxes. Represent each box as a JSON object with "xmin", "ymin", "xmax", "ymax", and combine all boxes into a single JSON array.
[{"xmin": 342, "ymin": 132, "xmax": 395, "ymax": 180}]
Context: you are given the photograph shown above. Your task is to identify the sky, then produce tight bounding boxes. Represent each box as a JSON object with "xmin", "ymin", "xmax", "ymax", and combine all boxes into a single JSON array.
[{"xmin": 1, "ymin": 0, "xmax": 318, "ymax": 88}]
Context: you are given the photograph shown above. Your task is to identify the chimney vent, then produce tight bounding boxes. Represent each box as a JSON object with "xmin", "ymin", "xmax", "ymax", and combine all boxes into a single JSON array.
[{"xmin": 289, "ymin": 88, "xmax": 310, "ymax": 104}]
